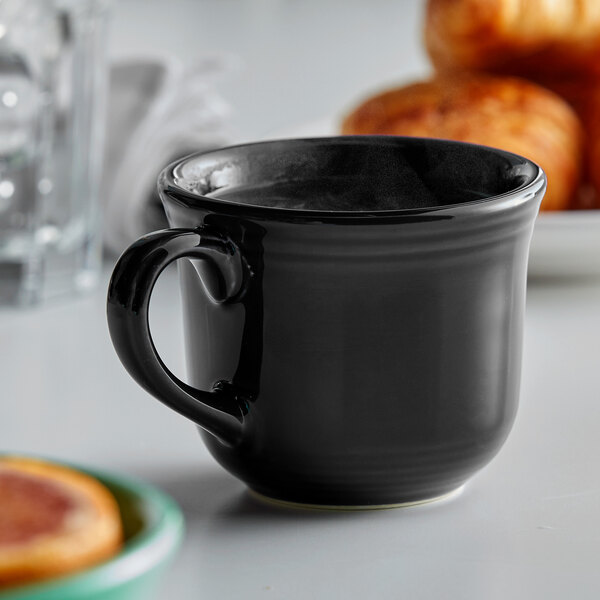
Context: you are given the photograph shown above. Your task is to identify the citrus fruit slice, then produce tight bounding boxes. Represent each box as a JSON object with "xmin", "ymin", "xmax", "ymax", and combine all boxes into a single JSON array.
[{"xmin": 0, "ymin": 456, "xmax": 123, "ymax": 588}]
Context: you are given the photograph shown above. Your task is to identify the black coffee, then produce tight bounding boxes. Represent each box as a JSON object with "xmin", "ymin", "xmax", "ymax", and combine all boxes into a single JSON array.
[{"xmin": 205, "ymin": 178, "xmax": 487, "ymax": 212}]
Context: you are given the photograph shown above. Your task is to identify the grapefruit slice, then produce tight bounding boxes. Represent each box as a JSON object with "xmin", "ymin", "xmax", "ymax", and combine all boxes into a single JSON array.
[{"xmin": 0, "ymin": 456, "xmax": 123, "ymax": 588}]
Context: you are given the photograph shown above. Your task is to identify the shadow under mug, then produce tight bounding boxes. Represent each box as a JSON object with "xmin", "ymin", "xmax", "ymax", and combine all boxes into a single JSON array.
[{"xmin": 107, "ymin": 136, "xmax": 545, "ymax": 508}]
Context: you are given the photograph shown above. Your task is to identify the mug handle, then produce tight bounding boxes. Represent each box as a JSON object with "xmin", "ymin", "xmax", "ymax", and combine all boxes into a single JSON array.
[{"xmin": 106, "ymin": 228, "xmax": 248, "ymax": 448}]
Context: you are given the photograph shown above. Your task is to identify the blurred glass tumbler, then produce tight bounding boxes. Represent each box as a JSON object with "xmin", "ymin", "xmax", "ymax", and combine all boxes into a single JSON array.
[
  {"xmin": 107, "ymin": 137, "xmax": 545, "ymax": 508},
  {"xmin": 0, "ymin": 0, "xmax": 110, "ymax": 305}
]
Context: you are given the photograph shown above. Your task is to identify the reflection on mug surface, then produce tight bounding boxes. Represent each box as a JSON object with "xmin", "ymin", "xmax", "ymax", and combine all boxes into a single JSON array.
[{"xmin": 107, "ymin": 136, "xmax": 545, "ymax": 508}]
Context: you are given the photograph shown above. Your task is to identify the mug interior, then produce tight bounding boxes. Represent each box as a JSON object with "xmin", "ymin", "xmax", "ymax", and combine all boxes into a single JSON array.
[{"xmin": 169, "ymin": 136, "xmax": 541, "ymax": 214}]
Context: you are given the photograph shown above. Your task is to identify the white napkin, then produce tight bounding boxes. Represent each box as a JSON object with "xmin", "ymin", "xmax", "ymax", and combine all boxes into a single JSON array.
[{"xmin": 102, "ymin": 55, "xmax": 234, "ymax": 256}]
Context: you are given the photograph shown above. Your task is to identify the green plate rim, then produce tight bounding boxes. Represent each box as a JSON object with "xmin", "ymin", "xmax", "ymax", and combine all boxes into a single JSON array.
[{"xmin": 0, "ymin": 456, "xmax": 185, "ymax": 600}]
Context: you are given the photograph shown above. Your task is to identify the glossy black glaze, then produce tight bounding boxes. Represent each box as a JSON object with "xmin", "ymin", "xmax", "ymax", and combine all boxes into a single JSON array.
[
  {"xmin": 107, "ymin": 137, "xmax": 545, "ymax": 506},
  {"xmin": 106, "ymin": 228, "xmax": 247, "ymax": 446}
]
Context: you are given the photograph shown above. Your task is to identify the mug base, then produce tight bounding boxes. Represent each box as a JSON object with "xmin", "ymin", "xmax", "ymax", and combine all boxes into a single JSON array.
[{"xmin": 247, "ymin": 485, "xmax": 465, "ymax": 512}]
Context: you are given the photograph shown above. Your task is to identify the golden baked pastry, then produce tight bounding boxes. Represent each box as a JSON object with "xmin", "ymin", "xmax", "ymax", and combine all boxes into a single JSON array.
[
  {"xmin": 0, "ymin": 456, "xmax": 123, "ymax": 588},
  {"xmin": 424, "ymin": 0, "xmax": 600, "ymax": 208},
  {"xmin": 534, "ymin": 77, "xmax": 600, "ymax": 206},
  {"xmin": 582, "ymin": 85, "xmax": 600, "ymax": 203},
  {"xmin": 425, "ymin": 0, "xmax": 600, "ymax": 82},
  {"xmin": 341, "ymin": 74, "xmax": 583, "ymax": 211}
]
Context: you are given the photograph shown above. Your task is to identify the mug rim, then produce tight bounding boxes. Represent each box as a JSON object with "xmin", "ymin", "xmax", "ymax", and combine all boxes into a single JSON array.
[{"xmin": 160, "ymin": 136, "xmax": 546, "ymax": 223}]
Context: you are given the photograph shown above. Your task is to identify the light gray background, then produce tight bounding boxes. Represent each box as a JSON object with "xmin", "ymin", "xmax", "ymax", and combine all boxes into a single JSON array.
[{"xmin": 1, "ymin": 1, "xmax": 599, "ymax": 599}]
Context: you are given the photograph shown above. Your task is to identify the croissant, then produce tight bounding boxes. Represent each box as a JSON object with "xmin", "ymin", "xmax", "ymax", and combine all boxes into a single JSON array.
[
  {"xmin": 425, "ymin": 0, "xmax": 600, "ymax": 82},
  {"xmin": 580, "ymin": 85, "xmax": 600, "ymax": 202},
  {"xmin": 341, "ymin": 75, "xmax": 583, "ymax": 211},
  {"xmin": 538, "ymin": 77, "xmax": 600, "ymax": 188}
]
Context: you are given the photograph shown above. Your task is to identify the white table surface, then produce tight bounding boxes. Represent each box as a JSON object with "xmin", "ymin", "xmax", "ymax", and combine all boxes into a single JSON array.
[{"xmin": 2, "ymin": 1, "xmax": 600, "ymax": 599}]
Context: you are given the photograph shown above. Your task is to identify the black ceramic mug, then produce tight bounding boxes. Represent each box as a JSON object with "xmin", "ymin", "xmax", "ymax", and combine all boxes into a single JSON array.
[{"xmin": 107, "ymin": 136, "xmax": 545, "ymax": 508}]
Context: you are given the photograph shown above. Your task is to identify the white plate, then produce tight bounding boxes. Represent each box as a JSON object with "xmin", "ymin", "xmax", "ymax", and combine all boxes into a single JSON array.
[{"xmin": 264, "ymin": 116, "xmax": 600, "ymax": 279}]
